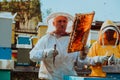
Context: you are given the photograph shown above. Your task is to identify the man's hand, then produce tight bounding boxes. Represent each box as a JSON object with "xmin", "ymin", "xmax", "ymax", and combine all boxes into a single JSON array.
[
  {"xmin": 43, "ymin": 44, "xmax": 59, "ymax": 66},
  {"xmin": 115, "ymin": 58, "xmax": 120, "ymax": 64},
  {"xmin": 99, "ymin": 56, "xmax": 110, "ymax": 64},
  {"xmin": 44, "ymin": 48, "xmax": 58, "ymax": 58},
  {"xmin": 79, "ymin": 46, "xmax": 89, "ymax": 60}
]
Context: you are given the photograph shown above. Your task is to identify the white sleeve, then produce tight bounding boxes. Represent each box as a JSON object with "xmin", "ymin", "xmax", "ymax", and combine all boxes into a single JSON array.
[
  {"xmin": 77, "ymin": 56, "xmax": 95, "ymax": 66},
  {"xmin": 29, "ymin": 36, "xmax": 47, "ymax": 62},
  {"xmin": 77, "ymin": 56, "xmax": 109, "ymax": 66}
]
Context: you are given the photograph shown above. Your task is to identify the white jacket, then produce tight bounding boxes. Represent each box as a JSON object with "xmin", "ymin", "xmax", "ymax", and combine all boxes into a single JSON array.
[{"xmin": 29, "ymin": 34, "xmax": 78, "ymax": 80}]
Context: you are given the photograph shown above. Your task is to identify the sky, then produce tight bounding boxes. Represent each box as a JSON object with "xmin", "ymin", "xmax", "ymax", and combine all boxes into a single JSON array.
[{"xmin": 40, "ymin": 0, "xmax": 120, "ymax": 22}]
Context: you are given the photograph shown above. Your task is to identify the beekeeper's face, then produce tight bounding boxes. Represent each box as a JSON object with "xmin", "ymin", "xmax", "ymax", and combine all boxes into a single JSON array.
[
  {"xmin": 53, "ymin": 16, "xmax": 68, "ymax": 33},
  {"xmin": 105, "ymin": 29, "xmax": 115, "ymax": 40}
]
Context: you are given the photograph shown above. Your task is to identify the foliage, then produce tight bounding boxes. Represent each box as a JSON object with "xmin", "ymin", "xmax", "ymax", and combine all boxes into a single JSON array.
[{"xmin": 0, "ymin": 0, "xmax": 42, "ymax": 21}]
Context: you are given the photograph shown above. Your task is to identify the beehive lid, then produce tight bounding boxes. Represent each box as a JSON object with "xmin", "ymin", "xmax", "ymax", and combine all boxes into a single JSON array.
[{"xmin": 0, "ymin": 12, "xmax": 17, "ymax": 19}]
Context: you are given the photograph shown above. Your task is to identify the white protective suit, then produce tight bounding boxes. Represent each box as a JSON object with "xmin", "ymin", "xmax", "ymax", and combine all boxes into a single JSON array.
[
  {"xmin": 30, "ymin": 33, "xmax": 78, "ymax": 80},
  {"xmin": 29, "ymin": 12, "xmax": 78, "ymax": 80}
]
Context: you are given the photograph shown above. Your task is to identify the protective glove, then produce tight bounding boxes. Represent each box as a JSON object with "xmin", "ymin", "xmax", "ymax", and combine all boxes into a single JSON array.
[
  {"xmin": 99, "ymin": 56, "xmax": 109, "ymax": 63},
  {"xmin": 93, "ymin": 56, "xmax": 109, "ymax": 64},
  {"xmin": 43, "ymin": 48, "xmax": 58, "ymax": 58},
  {"xmin": 107, "ymin": 54, "xmax": 120, "ymax": 65},
  {"xmin": 111, "ymin": 56, "xmax": 120, "ymax": 64},
  {"xmin": 115, "ymin": 58, "xmax": 120, "ymax": 64},
  {"xmin": 108, "ymin": 54, "xmax": 115, "ymax": 65},
  {"xmin": 43, "ymin": 48, "xmax": 59, "ymax": 66},
  {"xmin": 77, "ymin": 54, "xmax": 96, "ymax": 66}
]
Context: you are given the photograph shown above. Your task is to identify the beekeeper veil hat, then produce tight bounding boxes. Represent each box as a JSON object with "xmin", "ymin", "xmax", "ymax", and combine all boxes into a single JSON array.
[
  {"xmin": 46, "ymin": 12, "xmax": 74, "ymax": 33},
  {"xmin": 98, "ymin": 20, "xmax": 120, "ymax": 47}
]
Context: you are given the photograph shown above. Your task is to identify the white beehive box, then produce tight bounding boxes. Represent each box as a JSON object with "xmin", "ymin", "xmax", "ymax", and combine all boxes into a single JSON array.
[{"xmin": 0, "ymin": 12, "xmax": 17, "ymax": 47}]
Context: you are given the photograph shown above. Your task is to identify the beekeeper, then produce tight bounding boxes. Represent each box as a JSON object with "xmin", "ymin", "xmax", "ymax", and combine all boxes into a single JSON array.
[
  {"xmin": 87, "ymin": 20, "xmax": 120, "ymax": 77},
  {"xmin": 29, "ymin": 12, "xmax": 79, "ymax": 80}
]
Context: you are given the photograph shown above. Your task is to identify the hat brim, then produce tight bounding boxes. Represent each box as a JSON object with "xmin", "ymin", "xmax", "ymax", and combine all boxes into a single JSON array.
[{"xmin": 46, "ymin": 12, "xmax": 74, "ymax": 23}]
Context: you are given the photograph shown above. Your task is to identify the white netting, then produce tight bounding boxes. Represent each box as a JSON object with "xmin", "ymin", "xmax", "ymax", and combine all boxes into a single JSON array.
[{"xmin": 46, "ymin": 12, "xmax": 74, "ymax": 33}]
